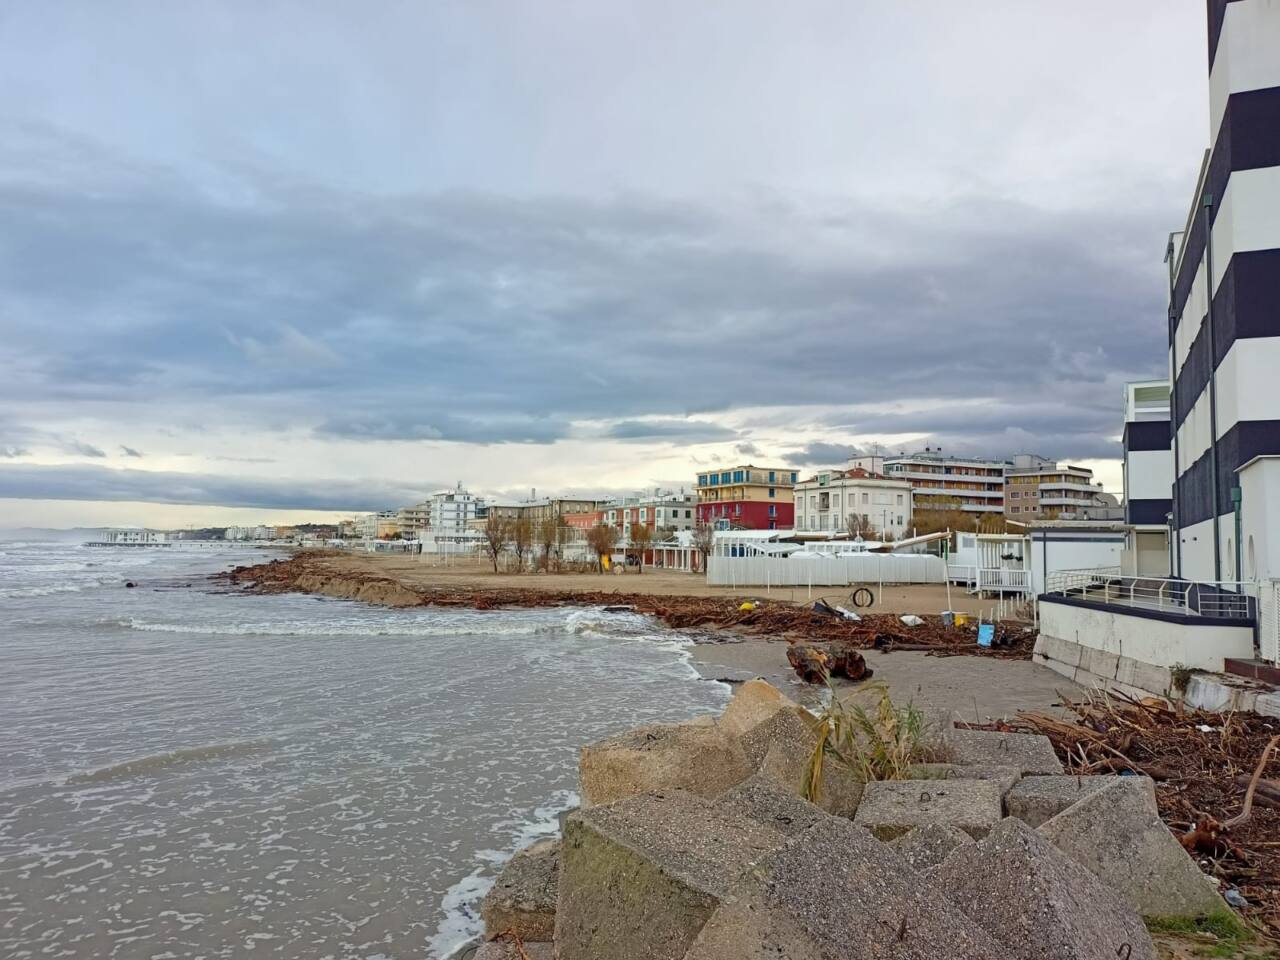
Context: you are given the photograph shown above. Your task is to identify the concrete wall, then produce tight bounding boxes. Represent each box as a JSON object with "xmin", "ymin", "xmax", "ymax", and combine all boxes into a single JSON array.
[
  {"xmin": 1028, "ymin": 531, "xmax": 1125, "ymax": 594},
  {"xmin": 1037, "ymin": 596, "xmax": 1254, "ymax": 673}
]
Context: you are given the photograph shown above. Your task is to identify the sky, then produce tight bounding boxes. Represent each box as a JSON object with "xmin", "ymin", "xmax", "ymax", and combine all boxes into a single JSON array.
[{"xmin": 0, "ymin": 1, "xmax": 1211, "ymax": 528}]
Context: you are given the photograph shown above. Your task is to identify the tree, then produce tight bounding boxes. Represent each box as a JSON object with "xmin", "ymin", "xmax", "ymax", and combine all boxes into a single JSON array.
[
  {"xmin": 481, "ymin": 514, "xmax": 511, "ymax": 572},
  {"xmin": 511, "ymin": 517, "xmax": 534, "ymax": 570},
  {"xmin": 585, "ymin": 523, "xmax": 620, "ymax": 573},
  {"xmin": 692, "ymin": 524, "xmax": 715, "ymax": 572},
  {"xmin": 536, "ymin": 517, "xmax": 566, "ymax": 571},
  {"xmin": 628, "ymin": 522, "xmax": 654, "ymax": 573}
]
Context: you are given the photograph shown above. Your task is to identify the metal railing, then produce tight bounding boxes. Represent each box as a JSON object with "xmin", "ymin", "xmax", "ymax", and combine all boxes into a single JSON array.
[
  {"xmin": 1044, "ymin": 568, "xmax": 1257, "ymax": 620},
  {"xmin": 978, "ymin": 567, "xmax": 1031, "ymax": 593}
]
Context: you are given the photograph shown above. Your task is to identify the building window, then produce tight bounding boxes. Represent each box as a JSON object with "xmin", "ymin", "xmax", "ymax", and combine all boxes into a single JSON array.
[
  {"xmin": 861, "ymin": 493, "xmax": 869, "ymax": 504},
  {"xmin": 768, "ymin": 504, "xmax": 776, "ymax": 517},
  {"xmin": 721, "ymin": 471, "xmax": 731, "ymax": 483},
  {"xmin": 896, "ymin": 494, "xmax": 903, "ymax": 505},
  {"xmin": 698, "ymin": 475, "xmax": 707, "ymax": 486},
  {"xmin": 768, "ymin": 487, "xmax": 776, "ymax": 498},
  {"xmin": 733, "ymin": 470, "xmax": 744, "ymax": 483},
  {"xmin": 768, "ymin": 471, "xmax": 775, "ymax": 483},
  {"xmin": 709, "ymin": 475, "xmax": 718, "ymax": 486},
  {"xmin": 897, "ymin": 515, "xmax": 903, "ymax": 525},
  {"xmin": 791, "ymin": 472, "xmax": 798, "ymax": 483},
  {"xmin": 734, "ymin": 504, "xmax": 741, "ymax": 515}
]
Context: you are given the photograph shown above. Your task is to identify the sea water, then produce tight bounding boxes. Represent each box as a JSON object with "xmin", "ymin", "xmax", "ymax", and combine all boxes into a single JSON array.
[{"xmin": 0, "ymin": 541, "xmax": 729, "ymax": 958}]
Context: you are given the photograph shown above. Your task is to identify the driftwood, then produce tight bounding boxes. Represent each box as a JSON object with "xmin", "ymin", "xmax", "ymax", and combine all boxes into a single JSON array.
[{"xmin": 786, "ymin": 641, "xmax": 873, "ymax": 684}]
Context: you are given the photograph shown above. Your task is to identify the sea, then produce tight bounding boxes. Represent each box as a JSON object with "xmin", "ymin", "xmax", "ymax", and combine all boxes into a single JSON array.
[{"xmin": 0, "ymin": 540, "xmax": 730, "ymax": 959}]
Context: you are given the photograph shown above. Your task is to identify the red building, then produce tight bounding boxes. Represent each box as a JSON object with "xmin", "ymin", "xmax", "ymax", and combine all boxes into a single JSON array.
[{"xmin": 695, "ymin": 465, "xmax": 797, "ymax": 530}]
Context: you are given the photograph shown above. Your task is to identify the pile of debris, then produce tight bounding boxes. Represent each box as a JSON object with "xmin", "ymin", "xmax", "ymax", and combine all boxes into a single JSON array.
[
  {"xmin": 1010, "ymin": 690, "xmax": 1280, "ymax": 942},
  {"xmin": 464, "ymin": 680, "xmax": 1250, "ymax": 960}
]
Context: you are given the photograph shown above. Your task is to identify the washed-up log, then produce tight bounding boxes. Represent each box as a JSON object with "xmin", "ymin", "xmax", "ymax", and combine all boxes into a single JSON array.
[
  {"xmin": 786, "ymin": 641, "xmax": 872, "ymax": 684},
  {"xmin": 1234, "ymin": 775, "xmax": 1280, "ymax": 809}
]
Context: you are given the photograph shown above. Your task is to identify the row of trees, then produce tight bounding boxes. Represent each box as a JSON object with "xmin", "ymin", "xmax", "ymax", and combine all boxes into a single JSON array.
[{"xmin": 481, "ymin": 513, "xmax": 716, "ymax": 574}]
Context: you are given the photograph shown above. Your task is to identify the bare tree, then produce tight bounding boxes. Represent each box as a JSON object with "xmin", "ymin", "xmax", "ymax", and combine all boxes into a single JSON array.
[
  {"xmin": 844, "ymin": 513, "xmax": 862, "ymax": 540},
  {"xmin": 481, "ymin": 514, "xmax": 511, "ymax": 573},
  {"xmin": 692, "ymin": 524, "xmax": 715, "ymax": 573},
  {"xmin": 554, "ymin": 517, "xmax": 574, "ymax": 569},
  {"xmin": 511, "ymin": 517, "xmax": 534, "ymax": 570},
  {"xmin": 628, "ymin": 522, "xmax": 654, "ymax": 573},
  {"xmin": 585, "ymin": 523, "xmax": 620, "ymax": 573},
  {"xmin": 536, "ymin": 517, "xmax": 558, "ymax": 571}
]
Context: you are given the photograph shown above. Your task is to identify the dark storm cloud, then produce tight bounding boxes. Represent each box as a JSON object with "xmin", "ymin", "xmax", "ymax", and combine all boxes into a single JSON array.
[
  {"xmin": 785, "ymin": 441, "xmax": 865, "ymax": 466},
  {"xmin": 0, "ymin": 127, "xmax": 1169, "ymax": 462},
  {"xmin": 0, "ymin": 463, "xmax": 430, "ymax": 511},
  {"xmin": 120, "ymin": 445, "xmax": 144, "ymax": 458},
  {"xmin": 67, "ymin": 440, "xmax": 107, "ymax": 458},
  {"xmin": 1, "ymin": 446, "xmax": 29, "ymax": 458}
]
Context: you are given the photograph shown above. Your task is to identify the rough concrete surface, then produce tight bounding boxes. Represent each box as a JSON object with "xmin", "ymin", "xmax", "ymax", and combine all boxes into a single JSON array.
[
  {"xmin": 685, "ymin": 817, "xmax": 1005, "ymax": 960},
  {"xmin": 1038, "ymin": 776, "xmax": 1229, "ymax": 919},
  {"xmin": 713, "ymin": 774, "xmax": 832, "ymax": 836},
  {"xmin": 736, "ymin": 705, "xmax": 817, "ymax": 768},
  {"xmin": 945, "ymin": 728, "xmax": 1065, "ymax": 775},
  {"xmin": 577, "ymin": 720, "xmax": 752, "ymax": 806},
  {"xmin": 932, "ymin": 817, "xmax": 1155, "ymax": 960},
  {"xmin": 909, "ymin": 762, "xmax": 1022, "ymax": 798},
  {"xmin": 890, "ymin": 823, "xmax": 975, "ymax": 870},
  {"xmin": 555, "ymin": 791, "xmax": 785, "ymax": 960},
  {"xmin": 1005, "ymin": 775, "xmax": 1110, "ymax": 827},
  {"xmin": 718, "ymin": 678, "xmax": 797, "ymax": 737},
  {"xmin": 757, "ymin": 742, "xmax": 865, "ymax": 817},
  {"xmin": 853, "ymin": 778, "xmax": 1003, "ymax": 840},
  {"xmin": 480, "ymin": 838, "xmax": 558, "ymax": 942}
]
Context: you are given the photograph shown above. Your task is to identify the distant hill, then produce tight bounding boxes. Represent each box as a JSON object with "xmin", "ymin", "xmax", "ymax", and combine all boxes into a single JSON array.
[{"xmin": 0, "ymin": 527, "xmax": 105, "ymax": 542}]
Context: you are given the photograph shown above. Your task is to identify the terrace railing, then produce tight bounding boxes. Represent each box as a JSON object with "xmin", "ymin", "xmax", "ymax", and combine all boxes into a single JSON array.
[{"xmin": 1044, "ymin": 568, "xmax": 1257, "ymax": 621}]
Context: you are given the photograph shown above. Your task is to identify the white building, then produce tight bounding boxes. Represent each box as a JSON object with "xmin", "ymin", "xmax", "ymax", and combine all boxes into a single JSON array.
[
  {"xmin": 1122, "ymin": 380, "xmax": 1174, "ymax": 576},
  {"xmin": 883, "ymin": 449, "xmax": 1010, "ymax": 515},
  {"xmin": 792, "ymin": 469, "xmax": 913, "ymax": 538},
  {"xmin": 429, "ymin": 485, "xmax": 484, "ymax": 534},
  {"xmin": 397, "ymin": 502, "xmax": 433, "ymax": 539},
  {"xmin": 101, "ymin": 528, "xmax": 168, "ymax": 544},
  {"xmin": 1166, "ymin": 0, "xmax": 1280, "ymax": 591}
]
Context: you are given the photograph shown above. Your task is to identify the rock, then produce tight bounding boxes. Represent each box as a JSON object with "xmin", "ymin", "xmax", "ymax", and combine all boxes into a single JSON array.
[
  {"xmin": 472, "ymin": 940, "xmax": 554, "ymax": 960},
  {"xmin": 555, "ymin": 791, "xmax": 786, "ymax": 960},
  {"xmin": 946, "ymin": 728, "xmax": 1064, "ymax": 775},
  {"xmin": 890, "ymin": 823, "xmax": 974, "ymax": 870},
  {"xmin": 713, "ymin": 774, "xmax": 831, "ymax": 836},
  {"xmin": 1006, "ymin": 775, "xmax": 1111, "ymax": 827},
  {"xmin": 578, "ymin": 721, "xmax": 752, "ymax": 806},
  {"xmin": 853, "ymin": 779, "xmax": 1003, "ymax": 840},
  {"xmin": 480, "ymin": 839, "xmax": 558, "ymax": 942},
  {"xmin": 1038, "ymin": 776, "xmax": 1229, "ymax": 919},
  {"xmin": 909, "ymin": 762, "xmax": 1022, "ymax": 798},
  {"xmin": 684, "ymin": 817, "xmax": 1004, "ymax": 960},
  {"xmin": 931, "ymin": 817, "xmax": 1155, "ymax": 960},
  {"xmin": 718, "ymin": 679, "xmax": 795, "ymax": 737}
]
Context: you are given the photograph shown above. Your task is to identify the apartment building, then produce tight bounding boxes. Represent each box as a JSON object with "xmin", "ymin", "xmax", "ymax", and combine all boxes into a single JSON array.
[
  {"xmin": 605, "ymin": 491, "xmax": 698, "ymax": 535},
  {"xmin": 397, "ymin": 502, "xmax": 433, "ymax": 539},
  {"xmin": 792, "ymin": 468, "xmax": 913, "ymax": 538},
  {"xmin": 1004, "ymin": 454, "xmax": 1104, "ymax": 520},
  {"xmin": 487, "ymin": 497, "xmax": 601, "ymax": 526},
  {"xmin": 1166, "ymin": 0, "xmax": 1280, "ymax": 586},
  {"xmin": 695, "ymin": 464, "xmax": 797, "ymax": 529},
  {"xmin": 883, "ymin": 449, "xmax": 1010, "ymax": 514},
  {"xmin": 1123, "ymin": 380, "xmax": 1174, "ymax": 527},
  {"xmin": 429, "ymin": 486, "xmax": 484, "ymax": 534}
]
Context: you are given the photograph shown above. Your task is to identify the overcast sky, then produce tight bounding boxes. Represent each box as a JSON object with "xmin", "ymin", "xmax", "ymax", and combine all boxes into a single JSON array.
[{"xmin": 0, "ymin": 1, "xmax": 1209, "ymax": 527}]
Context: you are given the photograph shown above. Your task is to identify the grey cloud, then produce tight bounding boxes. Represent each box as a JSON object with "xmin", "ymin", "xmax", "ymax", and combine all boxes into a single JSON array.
[
  {"xmin": 603, "ymin": 419, "xmax": 739, "ymax": 443},
  {"xmin": 1, "ymin": 126, "xmax": 1170, "ymax": 468},
  {"xmin": 785, "ymin": 442, "xmax": 864, "ymax": 466},
  {"xmin": 0, "ymin": 463, "xmax": 432, "ymax": 512},
  {"xmin": 734, "ymin": 442, "xmax": 763, "ymax": 457},
  {"xmin": 120, "ymin": 445, "xmax": 143, "ymax": 458},
  {"xmin": 68, "ymin": 440, "xmax": 106, "ymax": 458},
  {"xmin": 1, "ymin": 445, "xmax": 29, "ymax": 458}
]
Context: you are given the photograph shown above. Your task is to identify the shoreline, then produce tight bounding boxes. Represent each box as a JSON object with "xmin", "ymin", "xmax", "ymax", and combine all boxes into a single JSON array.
[{"xmin": 218, "ymin": 551, "xmax": 1085, "ymax": 725}]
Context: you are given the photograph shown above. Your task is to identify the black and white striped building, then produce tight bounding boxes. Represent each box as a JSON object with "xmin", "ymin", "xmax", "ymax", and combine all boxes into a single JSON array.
[{"xmin": 1167, "ymin": 0, "xmax": 1280, "ymax": 587}]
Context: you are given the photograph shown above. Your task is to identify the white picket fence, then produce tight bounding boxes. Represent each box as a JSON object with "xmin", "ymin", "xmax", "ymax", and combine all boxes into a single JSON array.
[
  {"xmin": 1260, "ymin": 579, "xmax": 1280, "ymax": 666},
  {"xmin": 706, "ymin": 553, "xmax": 945, "ymax": 587}
]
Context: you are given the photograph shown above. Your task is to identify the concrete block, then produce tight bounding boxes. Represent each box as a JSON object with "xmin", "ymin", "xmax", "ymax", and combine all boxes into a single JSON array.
[
  {"xmin": 1081, "ymin": 646, "xmax": 1121, "ymax": 681},
  {"xmin": 1005, "ymin": 775, "xmax": 1110, "ymax": 828},
  {"xmin": 1033, "ymin": 632, "xmax": 1084, "ymax": 669},
  {"xmin": 1184, "ymin": 674, "xmax": 1260, "ymax": 714},
  {"xmin": 933, "ymin": 818, "xmax": 1155, "ymax": 960},
  {"xmin": 713, "ymin": 774, "xmax": 832, "ymax": 837},
  {"xmin": 737, "ymin": 706, "xmax": 816, "ymax": 768},
  {"xmin": 480, "ymin": 839, "xmax": 558, "ymax": 942},
  {"xmin": 946, "ymin": 728, "xmax": 1064, "ymax": 776},
  {"xmin": 578, "ymin": 721, "xmax": 753, "ymax": 806},
  {"xmin": 1039, "ymin": 776, "xmax": 1229, "ymax": 919},
  {"xmin": 1036, "ymin": 652, "xmax": 1079, "ymax": 684},
  {"xmin": 718, "ymin": 678, "xmax": 796, "ymax": 737},
  {"xmin": 473, "ymin": 941, "xmax": 554, "ymax": 960},
  {"xmin": 757, "ymin": 743, "xmax": 863, "ymax": 817},
  {"xmin": 909, "ymin": 762, "xmax": 1021, "ymax": 798},
  {"xmin": 1257, "ymin": 692, "xmax": 1280, "ymax": 719},
  {"xmin": 684, "ymin": 817, "xmax": 1005, "ymax": 960},
  {"xmin": 889, "ymin": 823, "xmax": 974, "ymax": 870},
  {"xmin": 1114, "ymin": 656, "xmax": 1173, "ymax": 698},
  {"xmin": 852, "ymin": 779, "xmax": 1003, "ymax": 841},
  {"xmin": 555, "ymin": 791, "xmax": 786, "ymax": 960}
]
